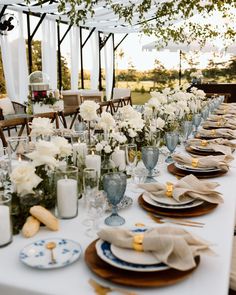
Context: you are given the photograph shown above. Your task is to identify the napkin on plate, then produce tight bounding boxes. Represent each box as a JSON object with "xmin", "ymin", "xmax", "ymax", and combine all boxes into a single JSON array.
[
  {"xmin": 202, "ymin": 120, "xmax": 236, "ymax": 130},
  {"xmin": 197, "ymin": 128, "xmax": 236, "ymax": 139},
  {"xmin": 215, "ymin": 109, "xmax": 236, "ymax": 115},
  {"xmin": 139, "ymin": 174, "xmax": 223, "ymax": 204},
  {"xmin": 98, "ymin": 226, "xmax": 214, "ymax": 271},
  {"xmin": 188, "ymin": 138, "xmax": 233, "ymax": 155},
  {"xmin": 172, "ymin": 153, "xmax": 234, "ymax": 172}
]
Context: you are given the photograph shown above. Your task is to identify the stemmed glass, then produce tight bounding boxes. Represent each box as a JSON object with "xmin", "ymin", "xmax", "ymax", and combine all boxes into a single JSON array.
[
  {"xmin": 103, "ymin": 172, "xmax": 127, "ymax": 226},
  {"xmin": 165, "ymin": 132, "xmax": 179, "ymax": 163},
  {"xmin": 192, "ymin": 113, "xmax": 202, "ymax": 136},
  {"xmin": 201, "ymin": 107, "xmax": 209, "ymax": 121},
  {"xmin": 0, "ymin": 147, "xmax": 10, "ymax": 188},
  {"xmin": 179, "ymin": 121, "xmax": 192, "ymax": 145},
  {"xmin": 141, "ymin": 146, "xmax": 159, "ymax": 182},
  {"xmin": 125, "ymin": 144, "xmax": 137, "ymax": 175}
]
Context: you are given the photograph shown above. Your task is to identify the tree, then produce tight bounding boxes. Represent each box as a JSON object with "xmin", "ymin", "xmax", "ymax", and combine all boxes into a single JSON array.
[
  {"xmin": 0, "ymin": 49, "xmax": 6, "ymax": 95},
  {"xmin": 149, "ymin": 59, "xmax": 168, "ymax": 88}
]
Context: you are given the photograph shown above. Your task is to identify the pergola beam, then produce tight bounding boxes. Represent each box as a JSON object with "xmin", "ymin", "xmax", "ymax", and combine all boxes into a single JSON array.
[
  {"xmin": 82, "ymin": 27, "xmax": 95, "ymax": 48},
  {"xmin": 0, "ymin": 5, "xmax": 8, "ymax": 20}
]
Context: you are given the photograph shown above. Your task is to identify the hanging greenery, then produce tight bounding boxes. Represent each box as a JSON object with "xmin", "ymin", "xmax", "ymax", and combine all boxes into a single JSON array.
[{"xmin": 24, "ymin": 0, "xmax": 236, "ymax": 46}]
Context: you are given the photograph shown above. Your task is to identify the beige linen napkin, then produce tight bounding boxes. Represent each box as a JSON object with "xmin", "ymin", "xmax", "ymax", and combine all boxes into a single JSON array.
[
  {"xmin": 202, "ymin": 120, "xmax": 236, "ymax": 130},
  {"xmin": 98, "ymin": 227, "xmax": 213, "ymax": 271},
  {"xmin": 172, "ymin": 153, "xmax": 234, "ymax": 172},
  {"xmin": 208, "ymin": 115, "xmax": 236, "ymax": 125},
  {"xmin": 197, "ymin": 128, "xmax": 236, "ymax": 139},
  {"xmin": 188, "ymin": 138, "xmax": 233, "ymax": 155},
  {"xmin": 215, "ymin": 109, "xmax": 236, "ymax": 115},
  {"xmin": 139, "ymin": 174, "xmax": 223, "ymax": 204}
]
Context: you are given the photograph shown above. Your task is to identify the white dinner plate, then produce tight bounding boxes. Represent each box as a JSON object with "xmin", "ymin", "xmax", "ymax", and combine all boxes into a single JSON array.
[
  {"xmin": 96, "ymin": 228, "xmax": 169, "ymax": 272},
  {"xmin": 19, "ymin": 238, "xmax": 82, "ymax": 269},
  {"xmin": 144, "ymin": 192, "xmax": 193, "ymax": 206},
  {"xmin": 142, "ymin": 193, "xmax": 204, "ymax": 210},
  {"xmin": 175, "ymin": 162, "xmax": 220, "ymax": 173}
]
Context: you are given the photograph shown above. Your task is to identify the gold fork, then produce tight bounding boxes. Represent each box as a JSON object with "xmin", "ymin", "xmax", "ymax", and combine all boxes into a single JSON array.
[
  {"xmin": 89, "ymin": 279, "xmax": 137, "ymax": 295},
  {"xmin": 148, "ymin": 213, "xmax": 204, "ymax": 228}
]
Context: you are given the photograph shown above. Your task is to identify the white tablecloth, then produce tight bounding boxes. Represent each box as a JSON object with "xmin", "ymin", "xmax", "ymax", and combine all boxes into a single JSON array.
[{"xmin": 0, "ymin": 150, "xmax": 236, "ymax": 295}]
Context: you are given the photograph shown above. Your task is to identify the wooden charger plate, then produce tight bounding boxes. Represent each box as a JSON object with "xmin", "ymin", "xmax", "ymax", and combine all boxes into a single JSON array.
[
  {"xmin": 195, "ymin": 133, "xmax": 234, "ymax": 140},
  {"xmin": 185, "ymin": 145, "xmax": 222, "ymax": 156},
  {"xmin": 85, "ymin": 239, "xmax": 200, "ymax": 288},
  {"xmin": 167, "ymin": 163, "xmax": 227, "ymax": 179},
  {"xmin": 138, "ymin": 195, "xmax": 218, "ymax": 218}
]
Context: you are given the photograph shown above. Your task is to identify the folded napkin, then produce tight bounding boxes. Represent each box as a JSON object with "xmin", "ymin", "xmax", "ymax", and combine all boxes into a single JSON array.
[
  {"xmin": 202, "ymin": 120, "xmax": 236, "ymax": 130},
  {"xmin": 197, "ymin": 128, "xmax": 236, "ymax": 139},
  {"xmin": 188, "ymin": 138, "xmax": 233, "ymax": 155},
  {"xmin": 98, "ymin": 226, "xmax": 214, "ymax": 271},
  {"xmin": 172, "ymin": 153, "xmax": 234, "ymax": 172},
  {"xmin": 208, "ymin": 115, "xmax": 236, "ymax": 124},
  {"xmin": 215, "ymin": 109, "xmax": 236, "ymax": 115},
  {"xmin": 139, "ymin": 174, "xmax": 223, "ymax": 204}
]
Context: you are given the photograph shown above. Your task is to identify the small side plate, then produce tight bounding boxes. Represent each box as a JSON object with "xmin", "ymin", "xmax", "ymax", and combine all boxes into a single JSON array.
[{"xmin": 19, "ymin": 238, "xmax": 82, "ymax": 269}]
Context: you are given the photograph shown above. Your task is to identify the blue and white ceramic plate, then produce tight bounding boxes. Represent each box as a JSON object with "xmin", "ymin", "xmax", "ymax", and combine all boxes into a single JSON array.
[
  {"xmin": 19, "ymin": 238, "xmax": 82, "ymax": 269},
  {"xmin": 142, "ymin": 193, "xmax": 204, "ymax": 210},
  {"xmin": 95, "ymin": 228, "xmax": 169, "ymax": 272}
]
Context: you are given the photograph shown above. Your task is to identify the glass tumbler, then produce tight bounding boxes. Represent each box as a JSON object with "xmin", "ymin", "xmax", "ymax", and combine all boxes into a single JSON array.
[
  {"xmin": 0, "ymin": 193, "xmax": 12, "ymax": 247},
  {"xmin": 7, "ymin": 136, "xmax": 29, "ymax": 161}
]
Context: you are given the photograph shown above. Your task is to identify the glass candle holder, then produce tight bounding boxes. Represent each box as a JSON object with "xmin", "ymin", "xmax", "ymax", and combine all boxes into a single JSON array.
[
  {"xmin": 7, "ymin": 136, "xmax": 29, "ymax": 171},
  {"xmin": 0, "ymin": 193, "xmax": 12, "ymax": 247},
  {"xmin": 55, "ymin": 166, "xmax": 79, "ymax": 219}
]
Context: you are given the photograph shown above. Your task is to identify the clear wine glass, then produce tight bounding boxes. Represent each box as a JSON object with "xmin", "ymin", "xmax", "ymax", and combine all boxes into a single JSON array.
[
  {"xmin": 125, "ymin": 144, "xmax": 137, "ymax": 175},
  {"xmin": 141, "ymin": 146, "xmax": 159, "ymax": 182},
  {"xmin": 165, "ymin": 132, "xmax": 179, "ymax": 163},
  {"xmin": 180, "ymin": 121, "xmax": 192, "ymax": 145},
  {"xmin": 103, "ymin": 172, "xmax": 127, "ymax": 226},
  {"xmin": 192, "ymin": 113, "xmax": 202, "ymax": 136}
]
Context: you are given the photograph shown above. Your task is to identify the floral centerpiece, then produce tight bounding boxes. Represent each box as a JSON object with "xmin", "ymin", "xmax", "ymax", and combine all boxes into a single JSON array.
[{"xmin": 9, "ymin": 137, "xmax": 72, "ymax": 234}]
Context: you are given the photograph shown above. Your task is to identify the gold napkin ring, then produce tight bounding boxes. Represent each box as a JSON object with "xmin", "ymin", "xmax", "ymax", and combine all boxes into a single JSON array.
[
  {"xmin": 200, "ymin": 140, "xmax": 208, "ymax": 147},
  {"xmin": 211, "ymin": 130, "xmax": 216, "ymax": 136},
  {"xmin": 133, "ymin": 234, "xmax": 144, "ymax": 251},
  {"xmin": 217, "ymin": 121, "xmax": 221, "ymax": 127},
  {"xmin": 165, "ymin": 182, "xmax": 174, "ymax": 198},
  {"xmin": 192, "ymin": 158, "xmax": 199, "ymax": 168}
]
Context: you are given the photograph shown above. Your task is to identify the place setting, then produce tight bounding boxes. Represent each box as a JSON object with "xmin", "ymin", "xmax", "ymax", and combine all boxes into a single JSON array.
[
  {"xmin": 137, "ymin": 174, "xmax": 223, "ymax": 218},
  {"xmin": 167, "ymin": 152, "xmax": 234, "ymax": 178},
  {"xmin": 185, "ymin": 138, "xmax": 235, "ymax": 156},
  {"xmin": 195, "ymin": 127, "xmax": 236, "ymax": 140},
  {"xmin": 84, "ymin": 226, "xmax": 214, "ymax": 287}
]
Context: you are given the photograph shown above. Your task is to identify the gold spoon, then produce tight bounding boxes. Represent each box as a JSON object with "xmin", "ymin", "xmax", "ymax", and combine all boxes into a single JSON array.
[{"xmin": 46, "ymin": 242, "xmax": 57, "ymax": 264}]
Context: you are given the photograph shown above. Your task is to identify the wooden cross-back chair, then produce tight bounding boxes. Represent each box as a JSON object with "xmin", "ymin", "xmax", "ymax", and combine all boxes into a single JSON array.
[
  {"xmin": 0, "ymin": 117, "xmax": 30, "ymax": 147},
  {"xmin": 122, "ymin": 96, "xmax": 132, "ymax": 106},
  {"xmin": 31, "ymin": 112, "xmax": 60, "ymax": 129},
  {"xmin": 98, "ymin": 101, "xmax": 114, "ymax": 115},
  {"xmin": 80, "ymin": 95, "xmax": 102, "ymax": 104},
  {"xmin": 110, "ymin": 98, "xmax": 124, "ymax": 113}
]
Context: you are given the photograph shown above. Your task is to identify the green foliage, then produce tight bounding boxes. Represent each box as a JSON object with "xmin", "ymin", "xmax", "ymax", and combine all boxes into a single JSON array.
[{"xmin": 25, "ymin": 1, "xmax": 236, "ymax": 46}]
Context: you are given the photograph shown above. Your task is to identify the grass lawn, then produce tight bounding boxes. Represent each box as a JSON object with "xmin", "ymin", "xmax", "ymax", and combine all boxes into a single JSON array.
[{"xmin": 132, "ymin": 92, "xmax": 151, "ymax": 105}]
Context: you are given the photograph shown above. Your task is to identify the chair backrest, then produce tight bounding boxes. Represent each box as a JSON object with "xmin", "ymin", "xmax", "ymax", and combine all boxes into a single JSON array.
[
  {"xmin": 80, "ymin": 96, "xmax": 102, "ymax": 104},
  {"xmin": 98, "ymin": 101, "xmax": 113, "ymax": 115},
  {"xmin": 32, "ymin": 112, "xmax": 60, "ymax": 129},
  {"xmin": 0, "ymin": 98, "xmax": 15, "ymax": 117},
  {"xmin": 79, "ymin": 90, "xmax": 103, "ymax": 101},
  {"xmin": 122, "ymin": 96, "xmax": 132, "ymax": 106},
  {"xmin": 0, "ymin": 117, "xmax": 30, "ymax": 147},
  {"xmin": 112, "ymin": 88, "xmax": 131, "ymax": 100},
  {"xmin": 62, "ymin": 91, "xmax": 80, "ymax": 114},
  {"xmin": 110, "ymin": 98, "xmax": 124, "ymax": 113}
]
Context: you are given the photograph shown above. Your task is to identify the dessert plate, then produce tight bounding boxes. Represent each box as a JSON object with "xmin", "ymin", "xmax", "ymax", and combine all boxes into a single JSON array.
[
  {"xmin": 144, "ymin": 192, "xmax": 193, "ymax": 206},
  {"xmin": 19, "ymin": 238, "xmax": 82, "ymax": 269},
  {"xmin": 175, "ymin": 162, "xmax": 220, "ymax": 173}
]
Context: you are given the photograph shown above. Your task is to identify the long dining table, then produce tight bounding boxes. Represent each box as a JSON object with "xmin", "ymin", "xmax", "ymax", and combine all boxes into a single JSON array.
[{"xmin": 0, "ymin": 144, "xmax": 236, "ymax": 295}]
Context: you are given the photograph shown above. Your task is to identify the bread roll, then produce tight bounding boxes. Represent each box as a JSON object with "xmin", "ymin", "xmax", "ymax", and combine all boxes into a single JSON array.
[
  {"xmin": 30, "ymin": 206, "xmax": 59, "ymax": 231},
  {"xmin": 22, "ymin": 216, "xmax": 40, "ymax": 238}
]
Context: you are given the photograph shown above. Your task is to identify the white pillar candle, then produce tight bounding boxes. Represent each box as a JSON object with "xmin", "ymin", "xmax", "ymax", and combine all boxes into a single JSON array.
[
  {"xmin": 0, "ymin": 205, "xmax": 11, "ymax": 246},
  {"xmin": 112, "ymin": 149, "xmax": 126, "ymax": 171},
  {"xmin": 57, "ymin": 178, "xmax": 78, "ymax": 218},
  {"xmin": 85, "ymin": 154, "xmax": 101, "ymax": 177}
]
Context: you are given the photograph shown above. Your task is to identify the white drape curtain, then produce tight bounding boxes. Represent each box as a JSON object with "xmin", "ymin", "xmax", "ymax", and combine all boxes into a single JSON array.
[
  {"xmin": 0, "ymin": 12, "xmax": 28, "ymax": 103},
  {"xmin": 70, "ymin": 26, "xmax": 80, "ymax": 91},
  {"xmin": 42, "ymin": 18, "xmax": 57, "ymax": 89},
  {"xmin": 104, "ymin": 36, "xmax": 114, "ymax": 100},
  {"xmin": 90, "ymin": 31, "xmax": 99, "ymax": 89}
]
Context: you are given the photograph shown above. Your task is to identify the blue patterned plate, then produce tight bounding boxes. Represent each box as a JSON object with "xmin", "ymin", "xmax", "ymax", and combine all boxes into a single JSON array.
[
  {"xmin": 19, "ymin": 238, "xmax": 82, "ymax": 269},
  {"xmin": 95, "ymin": 228, "xmax": 169, "ymax": 272}
]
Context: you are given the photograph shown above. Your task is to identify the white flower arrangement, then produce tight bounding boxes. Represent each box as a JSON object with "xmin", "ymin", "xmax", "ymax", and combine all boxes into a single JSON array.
[
  {"xmin": 97, "ymin": 111, "xmax": 116, "ymax": 130},
  {"xmin": 79, "ymin": 100, "xmax": 100, "ymax": 121},
  {"xmin": 29, "ymin": 117, "xmax": 54, "ymax": 137}
]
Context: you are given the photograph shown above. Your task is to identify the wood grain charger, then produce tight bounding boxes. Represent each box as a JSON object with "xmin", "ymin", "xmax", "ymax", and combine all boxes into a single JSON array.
[
  {"xmin": 185, "ymin": 145, "xmax": 222, "ymax": 156},
  {"xmin": 85, "ymin": 239, "xmax": 200, "ymax": 288},
  {"xmin": 138, "ymin": 195, "xmax": 218, "ymax": 218},
  {"xmin": 167, "ymin": 162, "xmax": 227, "ymax": 179}
]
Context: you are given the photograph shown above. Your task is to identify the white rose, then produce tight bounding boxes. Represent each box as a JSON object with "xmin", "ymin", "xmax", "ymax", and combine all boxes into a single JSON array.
[
  {"xmin": 51, "ymin": 137, "xmax": 72, "ymax": 158},
  {"xmin": 156, "ymin": 117, "xmax": 165, "ymax": 129},
  {"xmin": 10, "ymin": 164, "xmax": 42, "ymax": 196},
  {"xmin": 128, "ymin": 129, "xmax": 137, "ymax": 138},
  {"xmin": 104, "ymin": 145, "xmax": 112, "ymax": 154},
  {"xmin": 99, "ymin": 111, "xmax": 116, "ymax": 130},
  {"xmin": 29, "ymin": 117, "xmax": 54, "ymax": 137},
  {"xmin": 79, "ymin": 100, "xmax": 99, "ymax": 121},
  {"xmin": 95, "ymin": 143, "xmax": 103, "ymax": 152}
]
